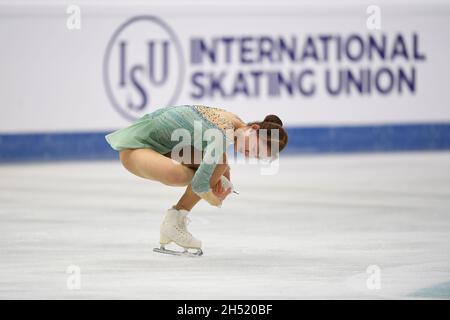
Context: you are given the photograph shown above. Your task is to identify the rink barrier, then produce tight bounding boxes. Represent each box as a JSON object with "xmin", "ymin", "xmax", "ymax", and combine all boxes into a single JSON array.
[{"xmin": 0, "ymin": 123, "xmax": 450, "ymax": 162}]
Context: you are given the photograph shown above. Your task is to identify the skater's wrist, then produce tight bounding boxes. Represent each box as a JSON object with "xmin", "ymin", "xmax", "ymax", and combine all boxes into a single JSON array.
[{"xmin": 197, "ymin": 190, "xmax": 223, "ymax": 207}]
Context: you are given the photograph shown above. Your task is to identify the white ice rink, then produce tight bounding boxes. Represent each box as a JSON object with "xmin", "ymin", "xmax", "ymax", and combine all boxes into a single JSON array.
[{"xmin": 1, "ymin": 152, "xmax": 450, "ymax": 299}]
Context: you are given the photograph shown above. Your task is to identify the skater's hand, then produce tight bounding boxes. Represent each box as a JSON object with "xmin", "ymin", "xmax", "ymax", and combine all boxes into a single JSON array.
[
  {"xmin": 212, "ymin": 179, "xmax": 232, "ymax": 200},
  {"xmin": 223, "ymin": 166, "xmax": 230, "ymax": 181}
]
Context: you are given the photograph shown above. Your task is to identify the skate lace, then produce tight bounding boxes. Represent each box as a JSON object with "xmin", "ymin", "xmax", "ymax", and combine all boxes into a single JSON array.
[
  {"xmin": 176, "ymin": 215, "xmax": 192, "ymax": 241},
  {"xmin": 182, "ymin": 216, "xmax": 191, "ymax": 227}
]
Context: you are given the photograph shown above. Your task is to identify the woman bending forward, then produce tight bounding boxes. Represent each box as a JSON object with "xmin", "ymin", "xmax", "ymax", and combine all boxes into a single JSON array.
[{"xmin": 105, "ymin": 105, "xmax": 288, "ymax": 256}]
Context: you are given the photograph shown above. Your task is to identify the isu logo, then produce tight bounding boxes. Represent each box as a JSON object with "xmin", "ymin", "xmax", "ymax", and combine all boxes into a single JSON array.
[{"xmin": 103, "ymin": 15, "xmax": 185, "ymax": 121}]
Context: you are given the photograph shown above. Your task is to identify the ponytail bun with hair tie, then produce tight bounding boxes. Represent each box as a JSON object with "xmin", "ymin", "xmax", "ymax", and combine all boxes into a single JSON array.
[
  {"xmin": 246, "ymin": 113, "xmax": 288, "ymax": 153},
  {"xmin": 263, "ymin": 114, "xmax": 283, "ymax": 127}
]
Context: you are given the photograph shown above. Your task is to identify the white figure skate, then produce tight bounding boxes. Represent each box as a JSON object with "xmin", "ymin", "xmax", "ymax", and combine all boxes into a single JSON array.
[{"xmin": 153, "ymin": 207, "xmax": 203, "ymax": 257}]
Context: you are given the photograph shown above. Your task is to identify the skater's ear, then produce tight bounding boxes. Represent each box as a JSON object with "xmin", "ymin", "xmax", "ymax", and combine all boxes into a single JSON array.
[{"xmin": 250, "ymin": 123, "xmax": 260, "ymax": 131}]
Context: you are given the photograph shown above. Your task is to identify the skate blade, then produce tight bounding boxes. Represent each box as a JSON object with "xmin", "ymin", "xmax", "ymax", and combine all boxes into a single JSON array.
[{"xmin": 153, "ymin": 245, "xmax": 203, "ymax": 257}]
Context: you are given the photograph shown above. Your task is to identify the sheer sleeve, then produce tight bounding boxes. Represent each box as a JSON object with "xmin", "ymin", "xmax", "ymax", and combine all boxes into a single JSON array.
[{"xmin": 191, "ymin": 129, "xmax": 230, "ymax": 206}]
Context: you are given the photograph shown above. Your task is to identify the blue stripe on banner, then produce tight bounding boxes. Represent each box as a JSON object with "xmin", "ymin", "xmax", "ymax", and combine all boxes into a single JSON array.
[
  {"xmin": 283, "ymin": 123, "xmax": 450, "ymax": 154},
  {"xmin": 0, "ymin": 131, "xmax": 117, "ymax": 163},
  {"xmin": 1, "ymin": 123, "xmax": 450, "ymax": 163}
]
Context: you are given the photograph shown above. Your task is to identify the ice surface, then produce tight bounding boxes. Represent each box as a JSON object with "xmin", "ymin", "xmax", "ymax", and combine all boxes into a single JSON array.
[{"xmin": 1, "ymin": 152, "xmax": 450, "ymax": 299}]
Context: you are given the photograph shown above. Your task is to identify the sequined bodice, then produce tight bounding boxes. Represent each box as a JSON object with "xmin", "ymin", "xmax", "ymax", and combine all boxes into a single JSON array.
[{"xmin": 193, "ymin": 105, "xmax": 242, "ymax": 133}]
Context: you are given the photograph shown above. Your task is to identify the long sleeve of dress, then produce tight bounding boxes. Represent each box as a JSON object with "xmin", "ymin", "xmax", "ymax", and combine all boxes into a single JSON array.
[{"xmin": 190, "ymin": 130, "xmax": 229, "ymax": 195}]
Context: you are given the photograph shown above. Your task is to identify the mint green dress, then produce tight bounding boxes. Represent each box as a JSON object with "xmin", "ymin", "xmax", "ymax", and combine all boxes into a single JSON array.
[{"xmin": 105, "ymin": 105, "xmax": 234, "ymax": 195}]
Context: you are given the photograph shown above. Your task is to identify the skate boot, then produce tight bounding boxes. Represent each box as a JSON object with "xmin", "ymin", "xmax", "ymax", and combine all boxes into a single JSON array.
[{"xmin": 153, "ymin": 207, "xmax": 203, "ymax": 257}]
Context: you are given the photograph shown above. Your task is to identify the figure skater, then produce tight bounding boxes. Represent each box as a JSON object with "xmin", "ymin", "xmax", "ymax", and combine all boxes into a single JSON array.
[{"xmin": 105, "ymin": 105, "xmax": 288, "ymax": 256}]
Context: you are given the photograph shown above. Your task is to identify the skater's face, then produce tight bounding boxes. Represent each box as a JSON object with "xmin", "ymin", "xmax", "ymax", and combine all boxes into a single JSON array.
[{"xmin": 234, "ymin": 124, "xmax": 273, "ymax": 159}]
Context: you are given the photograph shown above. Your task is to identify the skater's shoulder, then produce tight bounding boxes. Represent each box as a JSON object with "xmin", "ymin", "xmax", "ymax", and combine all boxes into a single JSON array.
[{"xmin": 192, "ymin": 105, "xmax": 235, "ymax": 134}]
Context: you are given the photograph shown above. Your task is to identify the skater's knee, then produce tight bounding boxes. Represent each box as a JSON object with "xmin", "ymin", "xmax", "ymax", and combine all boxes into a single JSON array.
[
  {"xmin": 119, "ymin": 149, "xmax": 131, "ymax": 164},
  {"xmin": 119, "ymin": 149, "xmax": 142, "ymax": 177}
]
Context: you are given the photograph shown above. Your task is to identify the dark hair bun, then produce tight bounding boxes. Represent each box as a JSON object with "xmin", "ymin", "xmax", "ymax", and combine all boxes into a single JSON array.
[{"xmin": 264, "ymin": 114, "xmax": 283, "ymax": 126}]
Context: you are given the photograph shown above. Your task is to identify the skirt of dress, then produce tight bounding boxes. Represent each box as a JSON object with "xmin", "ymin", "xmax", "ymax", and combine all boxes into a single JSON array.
[{"xmin": 104, "ymin": 105, "xmax": 212, "ymax": 154}]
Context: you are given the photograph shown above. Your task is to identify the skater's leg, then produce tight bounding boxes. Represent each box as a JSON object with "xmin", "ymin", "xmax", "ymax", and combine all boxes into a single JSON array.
[
  {"xmin": 119, "ymin": 148, "xmax": 195, "ymax": 187},
  {"xmin": 158, "ymin": 170, "xmax": 203, "ymax": 254},
  {"xmin": 173, "ymin": 163, "xmax": 231, "ymax": 211},
  {"xmin": 173, "ymin": 183, "xmax": 201, "ymax": 212},
  {"xmin": 169, "ymin": 154, "xmax": 202, "ymax": 211},
  {"xmin": 173, "ymin": 151, "xmax": 230, "ymax": 210}
]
